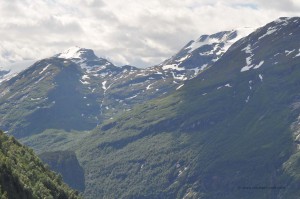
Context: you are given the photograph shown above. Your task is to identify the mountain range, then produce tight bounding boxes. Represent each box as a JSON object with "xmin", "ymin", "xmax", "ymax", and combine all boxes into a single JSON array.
[
  {"xmin": 0, "ymin": 17, "xmax": 299, "ymax": 199},
  {"xmin": 0, "ymin": 26, "xmax": 253, "ymax": 138}
]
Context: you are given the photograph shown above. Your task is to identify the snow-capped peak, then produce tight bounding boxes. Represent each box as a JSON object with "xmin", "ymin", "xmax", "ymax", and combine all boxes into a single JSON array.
[
  {"xmin": 56, "ymin": 46, "xmax": 98, "ymax": 61},
  {"xmin": 159, "ymin": 27, "xmax": 256, "ymax": 79},
  {"xmin": 186, "ymin": 28, "xmax": 255, "ymax": 54},
  {"xmin": 57, "ymin": 46, "xmax": 83, "ymax": 59}
]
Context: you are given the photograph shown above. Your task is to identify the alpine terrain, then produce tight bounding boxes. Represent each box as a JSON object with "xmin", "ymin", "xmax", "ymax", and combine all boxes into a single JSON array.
[
  {"xmin": 0, "ymin": 27, "xmax": 252, "ymax": 138},
  {"xmin": 0, "ymin": 17, "xmax": 299, "ymax": 199}
]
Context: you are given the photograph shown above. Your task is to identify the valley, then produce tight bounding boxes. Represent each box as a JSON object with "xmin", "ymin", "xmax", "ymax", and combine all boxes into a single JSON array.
[{"xmin": 0, "ymin": 17, "xmax": 299, "ymax": 199}]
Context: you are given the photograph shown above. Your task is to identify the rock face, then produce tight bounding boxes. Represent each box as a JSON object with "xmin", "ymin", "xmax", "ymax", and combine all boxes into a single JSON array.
[{"xmin": 40, "ymin": 151, "xmax": 85, "ymax": 192}]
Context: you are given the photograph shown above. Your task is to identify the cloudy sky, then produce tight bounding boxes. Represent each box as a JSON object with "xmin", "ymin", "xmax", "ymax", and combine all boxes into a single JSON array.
[{"xmin": 0, "ymin": 0, "xmax": 299, "ymax": 68}]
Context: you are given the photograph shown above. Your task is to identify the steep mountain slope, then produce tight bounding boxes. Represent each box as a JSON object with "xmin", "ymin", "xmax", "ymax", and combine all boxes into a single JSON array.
[
  {"xmin": 67, "ymin": 17, "xmax": 300, "ymax": 199},
  {"xmin": 0, "ymin": 60, "xmax": 36, "ymax": 83},
  {"xmin": 0, "ymin": 28, "xmax": 251, "ymax": 138},
  {"xmin": 0, "ymin": 58, "xmax": 101, "ymax": 138},
  {"xmin": 40, "ymin": 151, "xmax": 85, "ymax": 192},
  {"xmin": 0, "ymin": 130, "xmax": 81, "ymax": 199},
  {"xmin": 160, "ymin": 28, "xmax": 254, "ymax": 72}
]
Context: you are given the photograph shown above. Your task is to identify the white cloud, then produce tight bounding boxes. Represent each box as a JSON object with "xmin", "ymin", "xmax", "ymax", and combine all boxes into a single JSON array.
[{"xmin": 0, "ymin": 0, "xmax": 299, "ymax": 67}]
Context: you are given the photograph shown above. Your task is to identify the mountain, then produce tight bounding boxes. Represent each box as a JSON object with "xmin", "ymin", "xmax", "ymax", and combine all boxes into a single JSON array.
[
  {"xmin": 50, "ymin": 17, "xmax": 300, "ymax": 198},
  {"xmin": 2, "ymin": 16, "xmax": 298, "ymax": 198},
  {"xmin": 0, "ymin": 58, "xmax": 101, "ymax": 138},
  {"xmin": 0, "ymin": 28, "xmax": 252, "ymax": 138},
  {"xmin": 0, "ymin": 130, "xmax": 81, "ymax": 199},
  {"xmin": 55, "ymin": 46, "xmax": 122, "ymax": 74},
  {"xmin": 0, "ymin": 60, "xmax": 36, "ymax": 83},
  {"xmin": 159, "ymin": 28, "xmax": 254, "ymax": 73}
]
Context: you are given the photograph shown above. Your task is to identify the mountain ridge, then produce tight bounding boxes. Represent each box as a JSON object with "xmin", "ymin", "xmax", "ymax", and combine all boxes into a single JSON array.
[
  {"xmin": 1, "ymin": 17, "xmax": 299, "ymax": 199},
  {"xmin": 65, "ymin": 16, "xmax": 300, "ymax": 198},
  {"xmin": 0, "ymin": 27, "xmax": 256, "ymax": 138}
]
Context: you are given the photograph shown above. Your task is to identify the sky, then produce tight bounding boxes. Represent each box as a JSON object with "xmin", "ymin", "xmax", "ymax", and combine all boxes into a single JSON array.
[{"xmin": 0, "ymin": 0, "xmax": 299, "ymax": 68}]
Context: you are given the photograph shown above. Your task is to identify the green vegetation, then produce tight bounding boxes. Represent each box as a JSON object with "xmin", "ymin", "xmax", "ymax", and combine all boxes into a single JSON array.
[
  {"xmin": 40, "ymin": 151, "xmax": 85, "ymax": 192},
  {"xmin": 69, "ymin": 19, "xmax": 300, "ymax": 198},
  {"xmin": 19, "ymin": 129, "xmax": 88, "ymax": 154},
  {"xmin": 0, "ymin": 18, "xmax": 299, "ymax": 199},
  {"xmin": 0, "ymin": 130, "xmax": 81, "ymax": 199}
]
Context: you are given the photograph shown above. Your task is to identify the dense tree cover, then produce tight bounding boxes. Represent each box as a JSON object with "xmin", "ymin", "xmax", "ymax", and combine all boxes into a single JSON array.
[
  {"xmin": 40, "ymin": 151, "xmax": 85, "ymax": 192},
  {"xmin": 0, "ymin": 130, "xmax": 81, "ymax": 199}
]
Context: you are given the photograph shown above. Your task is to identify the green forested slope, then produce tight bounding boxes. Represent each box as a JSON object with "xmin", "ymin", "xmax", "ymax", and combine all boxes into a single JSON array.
[
  {"xmin": 0, "ymin": 130, "xmax": 81, "ymax": 199},
  {"xmin": 72, "ymin": 17, "xmax": 300, "ymax": 199}
]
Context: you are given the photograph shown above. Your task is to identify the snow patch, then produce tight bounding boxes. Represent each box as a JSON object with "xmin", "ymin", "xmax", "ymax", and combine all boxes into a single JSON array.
[
  {"xmin": 174, "ymin": 74, "xmax": 187, "ymax": 81},
  {"xmin": 246, "ymin": 96, "xmax": 250, "ymax": 103},
  {"xmin": 253, "ymin": 61, "xmax": 264, "ymax": 69},
  {"xmin": 242, "ymin": 44, "xmax": 252, "ymax": 54},
  {"xmin": 285, "ymin": 49, "xmax": 296, "ymax": 56},
  {"xmin": 162, "ymin": 64, "xmax": 184, "ymax": 71},
  {"xmin": 82, "ymin": 74, "xmax": 90, "ymax": 80},
  {"xmin": 146, "ymin": 83, "xmax": 154, "ymax": 90},
  {"xmin": 35, "ymin": 76, "xmax": 46, "ymax": 84},
  {"xmin": 176, "ymin": 54, "xmax": 191, "ymax": 62},
  {"xmin": 57, "ymin": 46, "xmax": 82, "ymax": 59},
  {"xmin": 241, "ymin": 44, "xmax": 254, "ymax": 72},
  {"xmin": 126, "ymin": 94, "xmax": 138, "ymax": 100},
  {"xmin": 176, "ymin": 84, "xmax": 184, "ymax": 90},
  {"xmin": 258, "ymin": 27, "xmax": 277, "ymax": 40},
  {"xmin": 241, "ymin": 63, "xmax": 253, "ymax": 72},
  {"xmin": 294, "ymin": 49, "xmax": 300, "ymax": 58},
  {"xmin": 187, "ymin": 37, "xmax": 219, "ymax": 53},
  {"xmin": 249, "ymin": 80, "xmax": 253, "ymax": 90},
  {"xmin": 39, "ymin": 64, "xmax": 51, "ymax": 74},
  {"xmin": 30, "ymin": 97, "xmax": 41, "ymax": 101},
  {"xmin": 259, "ymin": 74, "xmax": 263, "ymax": 81},
  {"xmin": 80, "ymin": 80, "xmax": 90, "ymax": 85},
  {"xmin": 241, "ymin": 45, "xmax": 264, "ymax": 72},
  {"xmin": 102, "ymin": 81, "xmax": 107, "ymax": 90},
  {"xmin": 199, "ymin": 64, "xmax": 208, "ymax": 71}
]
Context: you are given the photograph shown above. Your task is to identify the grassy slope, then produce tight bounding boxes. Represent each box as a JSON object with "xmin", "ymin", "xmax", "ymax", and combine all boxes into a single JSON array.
[
  {"xmin": 72, "ymin": 19, "xmax": 300, "ymax": 198},
  {"xmin": 7, "ymin": 18, "xmax": 299, "ymax": 199}
]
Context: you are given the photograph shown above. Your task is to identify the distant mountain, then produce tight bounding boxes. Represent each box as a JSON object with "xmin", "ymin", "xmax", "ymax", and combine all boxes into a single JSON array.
[
  {"xmin": 0, "ymin": 27, "xmax": 252, "ymax": 138},
  {"xmin": 0, "ymin": 130, "xmax": 81, "ymax": 199},
  {"xmin": 158, "ymin": 28, "xmax": 254, "ymax": 78},
  {"xmin": 55, "ymin": 46, "xmax": 119, "ymax": 73},
  {"xmin": 54, "ymin": 17, "xmax": 300, "ymax": 199},
  {"xmin": 3, "ymin": 17, "xmax": 292, "ymax": 198},
  {"xmin": 0, "ymin": 60, "xmax": 36, "ymax": 83}
]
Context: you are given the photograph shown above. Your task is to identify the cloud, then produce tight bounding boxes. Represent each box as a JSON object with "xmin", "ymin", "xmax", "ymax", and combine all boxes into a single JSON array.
[{"xmin": 0, "ymin": 0, "xmax": 299, "ymax": 67}]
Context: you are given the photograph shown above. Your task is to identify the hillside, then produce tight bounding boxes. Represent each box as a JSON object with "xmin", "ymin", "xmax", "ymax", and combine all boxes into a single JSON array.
[
  {"xmin": 0, "ymin": 17, "xmax": 299, "ymax": 199},
  {"xmin": 40, "ymin": 150, "xmax": 85, "ymax": 192},
  {"xmin": 0, "ymin": 29, "xmax": 252, "ymax": 138},
  {"xmin": 0, "ymin": 130, "xmax": 81, "ymax": 199},
  {"xmin": 68, "ymin": 17, "xmax": 300, "ymax": 198}
]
